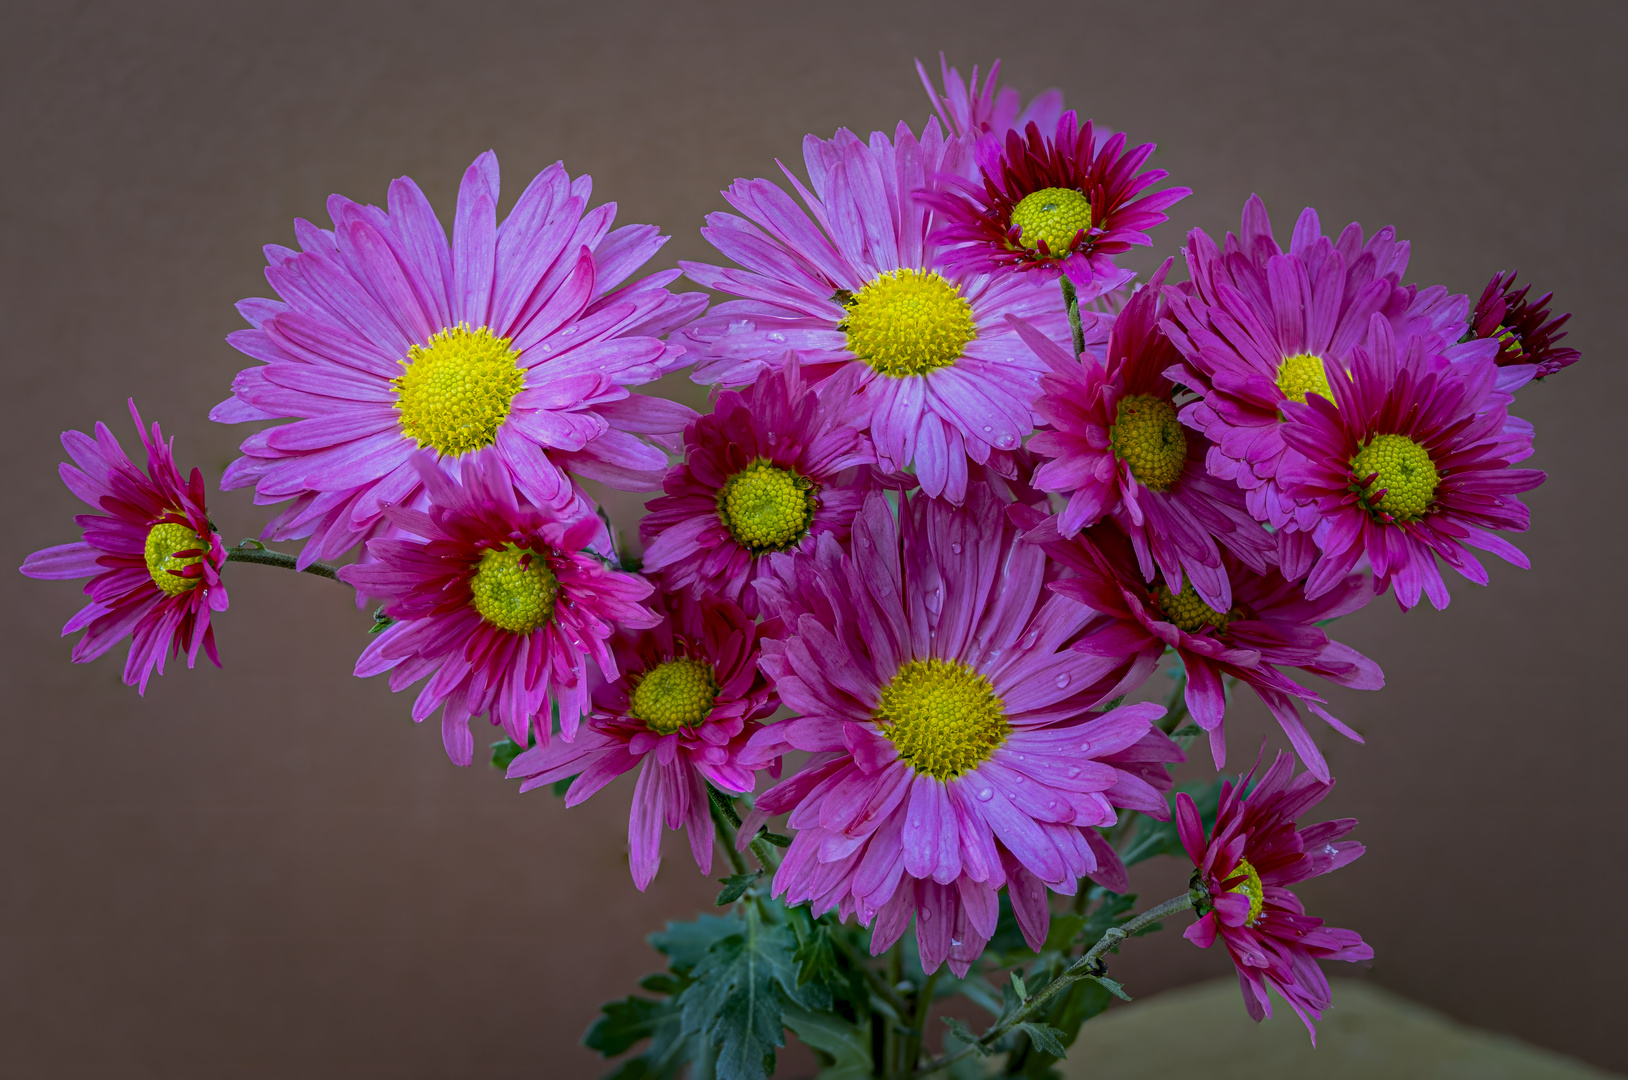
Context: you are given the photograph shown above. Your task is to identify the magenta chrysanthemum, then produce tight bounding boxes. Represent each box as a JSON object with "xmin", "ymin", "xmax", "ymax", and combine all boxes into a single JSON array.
[
  {"xmin": 639, "ymin": 360, "xmax": 875, "ymax": 616},
  {"xmin": 1466, "ymin": 270, "xmax": 1581, "ymax": 380},
  {"xmin": 741, "ymin": 486, "xmax": 1181, "ymax": 974},
  {"xmin": 676, "ymin": 122, "xmax": 1070, "ymax": 502},
  {"xmin": 915, "ymin": 54, "xmax": 1065, "ymax": 143},
  {"xmin": 506, "ymin": 592, "xmax": 776, "ymax": 890},
  {"xmin": 339, "ymin": 452, "xmax": 659, "ymax": 765},
  {"xmin": 1019, "ymin": 263, "xmax": 1274, "ymax": 612},
  {"xmin": 1278, "ymin": 318, "xmax": 1546, "ymax": 612},
  {"xmin": 213, "ymin": 151, "xmax": 705, "ymax": 567},
  {"xmin": 21, "ymin": 401, "xmax": 229, "ymax": 693},
  {"xmin": 1015, "ymin": 513, "xmax": 1381, "ymax": 782},
  {"xmin": 1178, "ymin": 752, "xmax": 1372, "ymax": 1041},
  {"xmin": 921, "ymin": 111, "xmax": 1189, "ymax": 296}
]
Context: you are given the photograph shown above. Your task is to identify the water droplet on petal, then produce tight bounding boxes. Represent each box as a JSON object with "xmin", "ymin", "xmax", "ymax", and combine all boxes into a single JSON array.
[
  {"xmin": 951, "ymin": 937, "xmax": 963, "ymax": 948},
  {"xmin": 1018, "ymin": 630, "xmax": 1039, "ymax": 650},
  {"xmin": 951, "ymin": 542, "xmax": 962, "ymax": 555},
  {"xmin": 1066, "ymin": 766, "xmax": 1081, "ymax": 778},
  {"xmin": 1323, "ymin": 844, "xmax": 1339, "ymax": 857},
  {"xmin": 920, "ymin": 908, "xmax": 932, "ymax": 921},
  {"xmin": 1078, "ymin": 741, "xmax": 1092, "ymax": 753},
  {"xmin": 976, "ymin": 787, "xmax": 994, "ymax": 802},
  {"xmin": 997, "ymin": 434, "xmax": 1017, "ymax": 448},
  {"xmin": 1055, "ymin": 673, "xmax": 1070, "ymax": 688},
  {"xmin": 767, "ymin": 332, "xmax": 786, "ymax": 343},
  {"xmin": 983, "ymin": 425, "xmax": 993, "ymax": 433}
]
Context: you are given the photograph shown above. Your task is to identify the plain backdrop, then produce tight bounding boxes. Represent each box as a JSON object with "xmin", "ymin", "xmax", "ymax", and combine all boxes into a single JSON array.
[{"xmin": 3, "ymin": 1, "xmax": 1624, "ymax": 1076}]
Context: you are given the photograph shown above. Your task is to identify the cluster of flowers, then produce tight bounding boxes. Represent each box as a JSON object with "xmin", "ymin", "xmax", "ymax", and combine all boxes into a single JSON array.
[{"xmin": 22, "ymin": 56, "xmax": 1573, "ymax": 1040}]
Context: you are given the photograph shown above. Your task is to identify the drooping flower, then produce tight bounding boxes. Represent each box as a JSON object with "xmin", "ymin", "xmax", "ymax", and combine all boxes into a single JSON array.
[
  {"xmin": 340, "ymin": 452, "xmax": 659, "ymax": 765},
  {"xmin": 506, "ymin": 592, "xmax": 776, "ymax": 890},
  {"xmin": 214, "ymin": 151, "xmax": 705, "ymax": 567},
  {"xmin": 741, "ymin": 485, "xmax": 1181, "ymax": 975},
  {"xmin": 639, "ymin": 360, "xmax": 875, "ymax": 616},
  {"xmin": 677, "ymin": 122, "xmax": 1071, "ymax": 502},
  {"xmin": 1466, "ymin": 270, "xmax": 1581, "ymax": 380},
  {"xmin": 1019, "ymin": 262, "xmax": 1274, "ymax": 612},
  {"xmin": 20, "ymin": 401, "xmax": 229, "ymax": 693},
  {"xmin": 1178, "ymin": 752, "xmax": 1372, "ymax": 1041},
  {"xmin": 1279, "ymin": 317, "xmax": 1545, "ymax": 612},
  {"xmin": 921, "ymin": 110, "xmax": 1189, "ymax": 297},
  {"xmin": 915, "ymin": 54, "xmax": 1064, "ymax": 142},
  {"xmin": 1014, "ymin": 511, "xmax": 1381, "ymax": 782}
]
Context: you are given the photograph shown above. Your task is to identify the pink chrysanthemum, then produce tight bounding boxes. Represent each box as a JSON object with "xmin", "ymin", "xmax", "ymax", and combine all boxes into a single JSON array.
[
  {"xmin": 639, "ymin": 360, "xmax": 875, "ymax": 616},
  {"xmin": 1466, "ymin": 270, "xmax": 1581, "ymax": 380},
  {"xmin": 506, "ymin": 592, "xmax": 776, "ymax": 890},
  {"xmin": 214, "ymin": 151, "xmax": 705, "ymax": 567},
  {"xmin": 339, "ymin": 452, "xmax": 659, "ymax": 765},
  {"xmin": 921, "ymin": 111, "xmax": 1189, "ymax": 297},
  {"xmin": 740, "ymin": 485, "xmax": 1181, "ymax": 975},
  {"xmin": 915, "ymin": 54, "xmax": 1065, "ymax": 142},
  {"xmin": 676, "ymin": 122, "xmax": 1071, "ymax": 502},
  {"xmin": 21, "ymin": 401, "xmax": 229, "ymax": 693},
  {"xmin": 1014, "ymin": 513, "xmax": 1381, "ymax": 782},
  {"xmin": 1178, "ymin": 752, "xmax": 1372, "ymax": 1041},
  {"xmin": 1019, "ymin": 262, "xmax": 1274, "ymax": 612},
  {"xmin": 1278, "ymin": 318, "xmax": 1545, "ymax": 612}
]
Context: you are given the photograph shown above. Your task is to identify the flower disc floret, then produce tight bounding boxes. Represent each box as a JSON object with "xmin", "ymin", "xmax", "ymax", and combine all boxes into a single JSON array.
[
  {"xmin": 1009, "ymin": 186, "xmax": 1092, "ymax": 257},
  {"xmin": 144, "ymin": 521, "xmax": 205, "ymax": 596},
  {"xmin": 630, "ymin": 657, "xmax": 720, "ymax": 735},
  {"xmin": 1223, "ymin": 858, "xmax": 1265, "ymax": 927},
  {"xmin": 841, "ymin": 269, "xmax": 976, "ymax": 377},
  {"xmin": 1153, "ymin": 579, "xmax": 1237, "ymax": 633},
  {"xmin": 393, "ymin": 325, "xmax": 525, "ymax": 458},
  {"xmin": 716, "ymin": 460, "xmax": 816, "ymax": 553},
  {"xmin": 469, "ymin": 545, "xmax": 558, "ymax": 633},
  {"xmin": 1111, "ymin": 394, "xmax": 1187, "ymax": 491},
  {"xmin": 875, "ymin": 658, "xmax": 1011, "ymax": 781},
  {"xmin": 1276, "ymin": 353, "xmax": 1334, "ymax": 405},
  {"xmin": 1352, "ymin": 434, "xmax": 1438, "ymax": 522}
]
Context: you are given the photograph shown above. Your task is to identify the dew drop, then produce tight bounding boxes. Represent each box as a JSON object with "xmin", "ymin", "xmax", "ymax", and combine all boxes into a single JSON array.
[
  {"xmin": 1018, "ymin": 630, "xmax": 1039, "ymax": 650},
  {"xmin": 767, "ymin": 332, "xmax": 786, "ymax": 343},
  {"xmin": 951, "ymin": 937, "xmax": 963, "ymax": 948},
  {"xmin": 1078, "ymin": 741, "xmax": 1092, "ymax": 753},
  {"xmin": 766, "ymin": 431, "xmax": 778, "ymax": 445},
  {"xmin": 920, "ymin": 908, "xmax": 932, "ymax": 921},
  {"xmin": 1055, "ymin": 673, "xmax": 1071, "ymax": 688},
  {"xmin": 1066, "ymin": 766, "xmax": 1081, "ymax": 778},
  {"xmin": 997, "ymin": 434, "xmax": 1017, "ymax": 448},
  {"xmin": 976, "ymin": 787, "xmax": 994, "ymax": 802},
  {"xmin": 950, "ymin": 542, "xmax": 963, "ymax": 555},
  {"xmin": 983, "ymin": 425, "xmax": 993, "ymax": 433},
  {"xmin": 1323, "ymin": 844, "xmax": 1339, "ymax": 857}
]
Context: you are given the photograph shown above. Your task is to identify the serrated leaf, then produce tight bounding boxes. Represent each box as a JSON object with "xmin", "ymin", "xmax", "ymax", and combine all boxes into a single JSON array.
[
  {"xmin": 1090, "ymin": 975, "xmax": 1132, "ymax": 1002},
  {"xmin": 652, "ymin": 914, "xmax": 744, "ymax": 975},
  {"xmin": 1010, "ymin": 972, "xmax": 1028, "ymax": 1000},
  {"xmin": 941, "ymin": 1016, "xmax": 989, "ymax": 1055},
  {"xmin": 782, "ymin": 1004, "xmax": 871, "ymax": 1080},
  {"xmin": 716, "ymin": 872, "xmax": 760, "ymax": 906},
  {"xmin": 587, "ymin": 996, "xmax": 667, "ymax": 1058},
  {"xmin": 640, "ymin": 973, "xmax": 681, "ymax": 995},
  {"xmin": 1017, "ymin": 1023, "xmax": 1069, "ymax": 1058}
]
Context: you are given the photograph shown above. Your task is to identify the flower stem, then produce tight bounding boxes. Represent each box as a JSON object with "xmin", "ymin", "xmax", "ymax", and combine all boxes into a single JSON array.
[
  {"xmin": 706, "ymin": 790, "xmax": 750, "ymax": 877},
  {"xmin": 224, "ymin": 541, "xmax": 343, "ymax": 582},
  {"xmin": 1061, "ymin": 277, "xmax": 1085, "ymax": 357}
]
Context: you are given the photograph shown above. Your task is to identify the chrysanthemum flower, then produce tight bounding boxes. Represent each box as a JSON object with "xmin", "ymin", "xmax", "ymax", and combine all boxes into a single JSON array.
[
  {"xmin": 677, "ymin": 122, "xmax": 1070, "ymax": 502},
  {"xmin": 1020, "ymin": 263, "xmax": 1274, "ymax": 611},
  {"xmin": 639, "ymin": 360, "xmax": 875, "ymax": 616},
  {"xmin": 740, "ymin": 485, "xmax": 1181, "ymax": 974},
  {"xmin": 21, "ymin": 401, "xmax": 228, "ymax": 693},
  {"xmin": 214, "ymin": 151, "xmax": 705, "ymax": 567},
  {"xmin": 915, "ymin": 54, "xmax": 1064, "ymax": 142},
  {"xmin": 921, "ymin": 111, "xmax": 1189, "ymax": 297},
  {"xmin": 1466, "ymin": 270, "xmax": 1581, "ymax": 381},
  {"xmin": 1279, "ymin": 318, "xmax": 1545, "ymax": 611},
  {"xmin": 506, "ymin": 592, "xmax": 776, "ymax": 890},
  {"xmin": 1178, "ymin": 752, "xmax": 1372, "ymax": 1041},
  {"xmin": 340, "ymin": 452, "xmax": 659, "ymax": 765},
  {"xmin": 1014, "ymin": 512, "xmax": 1381, "ymax": 782}
]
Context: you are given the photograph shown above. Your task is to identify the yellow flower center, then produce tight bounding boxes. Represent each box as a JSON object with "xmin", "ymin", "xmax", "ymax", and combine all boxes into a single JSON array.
[
  {"xmin": 1276, "ymin": 353, "xmax": 1334, "ymax": 405},
  {"xmin": 1224, "ymin": 857, "xmax": 1265, "ymax": 927},
  {"xmin": 144, "ymin": 521, "xmax": 206, "ymax": 596},
  {"xmin": 1351, "ymin": 433, "xmax": 1439, "ymax": 523},
  {"xmin": 1110, "ymin": 394, "xmax": 1188, "ymax": 491},
  {"xmin": 1009, "ymin": 187, "xmax": 1092, "ymax": 257},
  {"xmin": 841, "ymin": 269, "xmax": 977, "ymax": 377},
  {"xmin": 716, "ymin": 460, "xmax": 816, "ymax": 553},
  {"xmin": 1153, "ymin": 580, "xmax": 1238, "ymax": 634},
  {"xmin": 393, "ymin": 324, "xmax": 526, "ymax": 457},
  {"xmin": 469, "ymin": 544, "xmax": 558, "ymax": 633},
  {"xmin": 876, "ymin": 659, "xmax": 1010, "ymax": 781},
  {"xmin": 630, "ymin": 657, "xmax": 720, "ymax": 735}
]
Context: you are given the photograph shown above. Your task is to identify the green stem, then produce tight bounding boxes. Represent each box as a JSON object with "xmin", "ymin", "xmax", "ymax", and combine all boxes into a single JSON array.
[
  {"xmin": 1061, "ymin": 277, "xmax": 1085, "ymax": 357},
  {"xmin": 903, "ymin": 969, "xmax": 941, "ymax": 1073},
  {"xmin": 829, "ymin": 927, "xmax": 910, "ymax": 1020},
  {"xmin": 224, "ymin": 542, "xmax": 343, "ymax": 582},
  {"xmin": 708, "ymin": 783, "xmax": 782, "ymax": 874},
  {"xmin": 1158, "ymin": 665, "xmax": 1190, "ymax": 736},
  {"xmin": 707, "ymin": 793, "xmax": 749, "ymax": 876}
]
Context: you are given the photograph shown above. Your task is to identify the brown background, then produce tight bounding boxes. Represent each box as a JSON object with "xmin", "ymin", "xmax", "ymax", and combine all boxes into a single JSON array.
[{"xmin": 3, "ymin": 1, "xmax": 1624, "ymax": 1076}]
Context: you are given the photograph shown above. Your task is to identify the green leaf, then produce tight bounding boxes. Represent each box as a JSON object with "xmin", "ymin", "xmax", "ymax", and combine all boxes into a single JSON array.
[
  {"xmin": 759, "ymin": 832, "xmax": 793, "ymax": 848},
  {"xmin": 716, "ymin": 872, "xmax": 760, "ymax": 906},
  {"xmin": 941, "ymin": 1016, "xmax": 989, "ymax": 1055},
  {"xmin": 652, "ymin": 914, "xmax": 744, "ymax": 974},
  {"xmin": 782, "ymin": 1004, "xmax": 871, "ymax": 1080},
  {"xmin": 368, "ymin": 607, "xmax": 395, "ymax": 635},
  {"xmin": 1010, "ymin": 972, "xmax": 1028, "ymax": 1001},
  {"xmin": 1017, "ymin": 1023, "xmax": 1069, "ymax": 1058},
  {"xmin": 1041, "ymin": 912, "xmax": 1086, "ymax": 954},
  {"xmin": 489, "ymin": 737, "xmax": 524, "ymax": 771},
  {"xmin": 1117, "ymin": 776, "xmax": 1225, "ymax": 867},
  {"xmin": 587, "ymin": 996, "xmax": 667, "ymax": 1058},
  {"xmin": 1090, "ymin": 975, "xmax": 1132, "ymax": 1002}
]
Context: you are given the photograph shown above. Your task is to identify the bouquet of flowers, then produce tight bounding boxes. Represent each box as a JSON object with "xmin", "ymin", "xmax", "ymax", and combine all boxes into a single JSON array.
[{"xmin": 21, "ymin": 55, "xmax": 1577, "ymax": 1079}]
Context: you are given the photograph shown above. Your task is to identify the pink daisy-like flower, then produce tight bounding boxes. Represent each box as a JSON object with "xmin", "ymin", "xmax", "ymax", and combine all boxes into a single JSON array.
[
  {"xmin": 921, "ymin": 111, "xmax": 1189, "ymax": 297},
  {"xmin": 1466, "ymin": 270, "xmax": 1581, "ymax": 381},
  {"xmin": 1178, "ymin": 752, "xmax": 1372, "ymax": 1041},
  {"xmin": 1279, "ymin": 317, "xmax": 1545, "ymax": 612},
  {"xmin": 505, "ymin": 592, "xmax": 776, "ymax": 890},
  {"xmin": 339, "ymin": 452, "xmax": 659, "ymax": 765},
  {"xmin": 740, "ymin": 485, "xmax": 1181, "ymax": 975},
  {"xmin": 21, "ymin": 401, "xmax": 229, "ymax": 693},
  {"xmin": 676, "ymin": 122, "xmax": 1070, "ymax": 502},
  {"xmin": 1014, "ymin": 512, "xmax": 1381, "ymax": 782},
  {"xmin": 915, "ymin": 54, "xmax": 1065, "ymax": 142},
  {"xmin": 639, "ymin": 360, "xmax": 875, "ymax": 616},
  {"xmin": 1018, "ymin": 262, "xmax": 1274, "ymax": 612},
  {"xmin": 214, "ymin": 151, "xmax": 705, "ymax": 567}
]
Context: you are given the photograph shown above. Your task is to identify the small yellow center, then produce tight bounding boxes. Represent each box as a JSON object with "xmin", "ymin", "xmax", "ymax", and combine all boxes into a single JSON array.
[
  {"xmin": 876, "ymin": 659, "xmax": 1010, "ymax": 782},
  {"xmin": 1276, "ymin": 353, "xmax": 1334, "ymax": 405},
  {"xmin": 1153, "ymin": 581, "xmax": 1238, "ymax": 634},
  {"xmin": 1351, "ymin": 434, "xmax": 1439, "ymax": 523},
  {"xmin": 841, "ymin": 269, "xmax": 977, "ymax": 377},
  {"xmin": 1009, "ymin": 187, "xmax": 1093, "ymax": 257},
  {"xmin": 630, "ymin": 658, "xmax": 719, "ymax": 735},
  {"xmin": 1111, "ymin": 395, "xmax": 1188, "ymax": 491},
  {"xmin": 469, "ymin": 545, "xmax": 558, "ymax": 633},
  {"xmin": 1223, "ymin": 857, "xmax": 1265, "ymax": 927},
  {"xmin": 144, "ymin": 521, "xmax": 205, "ymax": 596},
  {"xmin": 393, "ymin": 325, "xmax": 525, "ymax": 457},
  {"xmin": 717, "ymin": 460, "xmax": 816, "ymax": 553}
]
